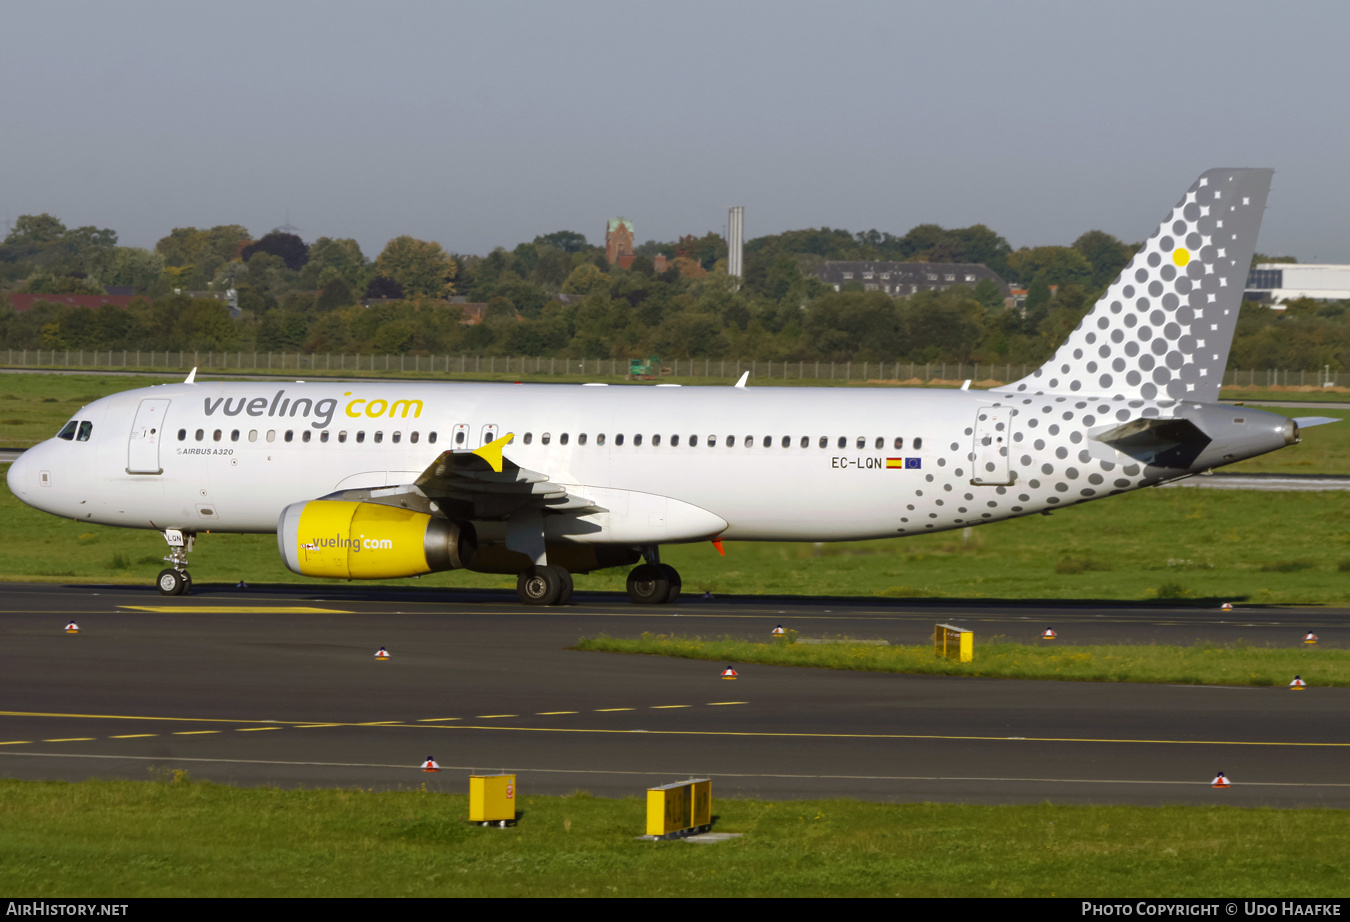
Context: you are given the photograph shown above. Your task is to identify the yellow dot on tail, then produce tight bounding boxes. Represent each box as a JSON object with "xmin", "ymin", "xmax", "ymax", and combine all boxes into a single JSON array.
[{"xmin": 1173, "ymin": 248, "xmax": 1190, "ymax": 267}]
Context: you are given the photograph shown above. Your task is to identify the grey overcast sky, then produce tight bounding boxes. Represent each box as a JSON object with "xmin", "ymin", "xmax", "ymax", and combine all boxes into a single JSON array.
[{"xmin": 2, "ymin": 0, "xmax": 1347, "ymax": 262}]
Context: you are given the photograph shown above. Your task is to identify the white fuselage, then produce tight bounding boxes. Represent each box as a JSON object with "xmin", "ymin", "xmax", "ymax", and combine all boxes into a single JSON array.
[{"xmin": 6, "ymin": 379, "xmax": 1293, "ymax": 547}]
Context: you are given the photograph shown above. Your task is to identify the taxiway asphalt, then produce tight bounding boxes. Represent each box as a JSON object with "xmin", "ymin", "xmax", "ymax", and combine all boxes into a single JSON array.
[{"xmin": 2, "ymin": 582, "xmax": 1347, "ymax": 807}]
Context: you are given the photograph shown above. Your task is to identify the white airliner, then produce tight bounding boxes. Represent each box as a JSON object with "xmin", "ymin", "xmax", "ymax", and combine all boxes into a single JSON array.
[{"xmin": 5, "ymin": 168, "xmax": 1330, "ymax": 605}]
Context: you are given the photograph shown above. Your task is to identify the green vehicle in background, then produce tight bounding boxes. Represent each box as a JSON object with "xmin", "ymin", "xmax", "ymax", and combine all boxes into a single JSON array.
[{"xmin": 628, "ymin": 355, "xmax": 661, "ymax": 379}]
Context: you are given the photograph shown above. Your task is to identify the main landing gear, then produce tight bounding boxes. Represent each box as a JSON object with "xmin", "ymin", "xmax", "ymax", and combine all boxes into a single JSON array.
[
  {"xmin": 516, "ymin": 565, "xmax": 574, "ymax": 606},
  {"xmin": 512, "ymin": 550, "xmax": 683, "ymax": 606},
  {"xmin": 626, "ymin": 560, "xmax": 681, "ymax": 605},
  {"xmin": 156, "ymin": 528, "xmax": 195, "ymax": 596}
]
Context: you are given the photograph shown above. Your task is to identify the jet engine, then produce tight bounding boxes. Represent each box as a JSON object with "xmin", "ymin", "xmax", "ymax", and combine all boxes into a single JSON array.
[{"xmin": 277, "ymin": 500, "xmax": 475, "ymax": 579}]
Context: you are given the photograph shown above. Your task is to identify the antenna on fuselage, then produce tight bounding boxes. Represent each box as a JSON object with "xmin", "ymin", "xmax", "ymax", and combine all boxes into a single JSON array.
[
  {"xmin": 184, "ymin": 367, "xmax": 197, "ymax": 384},
  {"xmin": 734, "ymin": 371, "xmax": 749, "ymax": 388}
]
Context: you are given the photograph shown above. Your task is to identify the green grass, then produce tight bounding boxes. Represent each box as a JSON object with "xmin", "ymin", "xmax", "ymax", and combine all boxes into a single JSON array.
[
  {"xmin": 576, "ymin": 633, "xmax": 1342, "ymax": 686},
  {"xmin": 5, "ymin": 473, "xmax": 1350, "ymax": 604},
  {"xmin": 0, "ymin": 778, "xmax": 1346, "ymax": 896}
]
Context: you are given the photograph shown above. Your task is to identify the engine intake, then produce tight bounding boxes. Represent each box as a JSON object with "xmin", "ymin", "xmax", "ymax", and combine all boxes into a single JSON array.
[{"xmin": 277, "ymin": 500, "xmax": 475, "ymax": 579}]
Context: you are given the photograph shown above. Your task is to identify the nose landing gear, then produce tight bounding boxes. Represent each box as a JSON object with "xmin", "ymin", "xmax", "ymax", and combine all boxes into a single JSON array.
[{"xmin": 156, "ymin": 528, "xmax": 195, "ymax": 595}]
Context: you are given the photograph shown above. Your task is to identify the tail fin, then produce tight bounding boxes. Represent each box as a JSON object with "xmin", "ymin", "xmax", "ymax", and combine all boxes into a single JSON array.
[{"xmin": 1007, "ymin": 168, "xmax": 1272, "ymax": 403}]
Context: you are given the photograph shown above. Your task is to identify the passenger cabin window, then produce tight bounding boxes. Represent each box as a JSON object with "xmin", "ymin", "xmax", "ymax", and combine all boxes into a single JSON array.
[
  {"xmin": 875, "ymin": 437, "xmax": 883, "ymax": 449},
  {"xmin": 523, "ymin": 432, "xmax": 532, "ymax": 445},
  {"xmin": 914, "ymin": 437, "xmax": 923, "ymax": 449},
  {"xmin": 392, "ymin": 432, "xmax": 401, "ymax": 444},
  {"xmin": 578, "ymin": 433, "xmax": 587, "ymax": 446},
  {"xmin": 744, "ymin": 436, "xmax": 753, "ymax": 448},
  {"xmin": 195, "ymin": 429, "xmax": 204, "ymax": 441},
  {"xmin": 837, "ymin": 436, "xmax": 846, "ymax": 449},
  {"xmin": 596, "ymin": 434, "xmax": 606, "ymax": 446},
  {"xmin": 671, "ymin": 435, "xmax": 680, "ymax": 447},
  {"xmin": 708, "ymin": 435, "xmax": 717, "ymax": 447},
  {"xmin": 374, "ymin": 431, "xmax": 383, "ymax": 444},
  {"xmin": 320, "ymin": 430, "xmax": 330, "ymax": 443},
  {"xmin": 541, "ymin": 432, "xmax": 551, "ymax": 445},
  {"xmin": 428, "ymin": 432, "xmax": 437, "ymax": 444},
  {"xmin": 176, "ymin": 428, "xmax": 186, "ymax": 442},
  {"xmin": 77, "ymin": 422, "xmax": 93, "ymax": 442},
  {"xmin": 634, "ymin": 434, "xmax": 643, "ymax": 446},
  {"xmin": 819, "ymin": 436, "xmax": 827, "ymax": 448},
  {"xmin": 615, "ymin": 434, "xmax": 624, "ymax": 446},
  {"xmin": 213, "ymin": 429, "xmax": 222, "ymax": 442},
  {"xmin": 856, "ymin": 437, "xmax": 865, "ymax": 449},
  {"xmin": 799, "ymin": 436, "xmax": 808, "ymax": 448},
  {"xmin": 58, "ymin": 421, "xmax": 78, "ymax": 441},
  {"xmin": 302, "ymin": 430, "xmax": 311, "ymax": 443},
  {"xmin": 726, "ymin": 435, "xmax": 734, "ymax": 447},
  {"xmin": 455, "ymin": 430, "xmax": 466, "ymax": 445},
  {"xmin": 266, "ymin": 430, "xmax": 276, "ymax": 442},
  {"xmin": 338, "ymin": 431, "xmax": 347, "ymax": 443},
  {"xmin": 652, "ymin": 434, "xmax": 661, "ymax": 446},
  {"xmin": 781, "ymin": 436, "xmax": 790, "ymax": 448},
  {"xmin": 410, "ymin": 431, "xmax": 419, "ymax": 444},
  {"xmin": 249, "ymin": 430, "xmax": 259, "ymax": 442},
  {"xmin": 231, "ymin": 430, "xmax": 240, "ymax": 442},
  {"xmin": 894, "ymin": 437, "xmax": 904, "ymax": 449},
  {"xmin": 560, "ymin": 433, "xmax": 569, "ymax": 446},
  {"xmin": 285, "ymin": 430, "xmax": 294, "ymax": 443}
]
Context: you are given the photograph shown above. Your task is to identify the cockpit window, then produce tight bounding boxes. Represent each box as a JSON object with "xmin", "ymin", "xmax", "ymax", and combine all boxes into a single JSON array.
[
  {"xmin": 57, "ymin": 421, "xmax": 78, "ymax": 441},
  {"xmin": 77, "ymin": 421, "xmax": 93, "ymax": 442}
]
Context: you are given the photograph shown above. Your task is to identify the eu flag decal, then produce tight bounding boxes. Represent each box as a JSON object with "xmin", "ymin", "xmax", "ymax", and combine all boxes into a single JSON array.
[{"xmin": 905, "ymin": 457, "xmax": 921, "ymax": 469}]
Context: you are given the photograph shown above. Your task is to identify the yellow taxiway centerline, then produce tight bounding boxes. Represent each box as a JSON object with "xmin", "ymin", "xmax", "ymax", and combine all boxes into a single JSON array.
[{"xmin": 2, "ymin": 709, "xmax": 1347, "ymax": 748}]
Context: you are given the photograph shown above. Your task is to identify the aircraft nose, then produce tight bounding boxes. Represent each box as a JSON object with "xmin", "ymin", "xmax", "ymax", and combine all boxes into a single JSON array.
[{"xmin": 6, "ymin": 447, "xmax": 32, "ymax": 499}]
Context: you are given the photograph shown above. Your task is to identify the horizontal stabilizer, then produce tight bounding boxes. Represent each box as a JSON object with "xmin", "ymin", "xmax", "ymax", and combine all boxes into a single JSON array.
[{"xmin": 1293, "ymin": 417, "xmax": 1341, "ymax": 429}]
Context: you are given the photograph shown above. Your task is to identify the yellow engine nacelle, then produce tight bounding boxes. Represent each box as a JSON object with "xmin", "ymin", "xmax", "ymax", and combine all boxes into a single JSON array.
[{"xmin": 277, "ymin": 500, "xmax": 475, "ymax": 579}]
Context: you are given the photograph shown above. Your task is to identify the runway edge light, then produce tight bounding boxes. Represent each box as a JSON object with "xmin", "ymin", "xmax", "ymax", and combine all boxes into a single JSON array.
[
  {"xmin": 1222, "ymin": 602, "xmax": 1234, "ymax": 611},
  {"xmin": 421, "ymin": 757, "xmax": 440, "ymax": 772},
  {"xmin": 375, "ymin": 646, "xmax": 390, "ymax": 660},
  {"xmin": 1304, "ymin": 631, "xmax": 1319, "ymax": 645},
  {"xmin": 1041, "ymin": 627, "xmax": 1056, "ymax": 640},
  {"xmin": 64, "ymin": 621, "xmax": 79, "ymax": 634},
  {"xmin": 1290, "ymin": 675, "xmax": 1307, "ymax": 690},
  {"xmin": 1212, "ymin": 772, "xmax": 1231, "ymax": 789},
  {"xmin": 721, "ymin": 667, "xmax": 738, "ymax": 680}
]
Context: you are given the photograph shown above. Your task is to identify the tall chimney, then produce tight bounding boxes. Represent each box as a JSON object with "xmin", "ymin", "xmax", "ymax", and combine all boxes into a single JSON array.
[{"xmin": 728, "ymin": 206, "xmax": 744, "ymax": 279}]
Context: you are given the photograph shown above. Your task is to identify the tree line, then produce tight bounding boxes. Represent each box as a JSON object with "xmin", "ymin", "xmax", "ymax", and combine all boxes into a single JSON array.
[{"xmin": 1, "ymin": 211, "xmax": 1340, "ymax": 370}]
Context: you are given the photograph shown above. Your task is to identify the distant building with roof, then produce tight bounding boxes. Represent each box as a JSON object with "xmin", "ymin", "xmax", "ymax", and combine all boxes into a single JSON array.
[
  {"xmin": 1244, "ymin": 264, "xmax": 1350, "ymax": 306},
  {"xmin": 811, "ymin": 261, "xmax": 1009, "ymax": 298},
  {"xmin": 606, "ymin": 218, "xmax": 634, "ymax": 269}
]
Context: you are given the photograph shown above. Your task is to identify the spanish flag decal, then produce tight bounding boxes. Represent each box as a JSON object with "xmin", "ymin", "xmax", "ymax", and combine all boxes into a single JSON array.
[{"xmin": 886, "ymin": 458, "xmax": 905, "ymax": 469}]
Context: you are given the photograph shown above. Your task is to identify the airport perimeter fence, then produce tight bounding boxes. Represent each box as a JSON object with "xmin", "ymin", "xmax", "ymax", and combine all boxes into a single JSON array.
[{"xmin": 2, "ymin": 348, "xmax": 1348, "ymax": 388}]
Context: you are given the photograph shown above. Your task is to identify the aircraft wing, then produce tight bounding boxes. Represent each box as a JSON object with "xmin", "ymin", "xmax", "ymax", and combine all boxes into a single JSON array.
[{"xmin": 413, "ymin": 433, "xmax": 602, "ymax": 519}]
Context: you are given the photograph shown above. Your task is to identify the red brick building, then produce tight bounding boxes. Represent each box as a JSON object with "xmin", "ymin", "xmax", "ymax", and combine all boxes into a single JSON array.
[{"xmin": 605, "ymin": 218, "xmax": 634, "ymax": 268}]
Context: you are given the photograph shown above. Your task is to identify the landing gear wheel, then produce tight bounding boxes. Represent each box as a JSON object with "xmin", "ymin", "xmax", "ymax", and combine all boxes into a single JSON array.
[
  {"xmin": 157, "ymin": 569, "xmax": 187, "ymax": 596},
  {"xmin": 517, "ymin": 566, "xmax": 563, "ymax": 606},
  {"xmin": 626, "ymin": 563, "xmax": 671, "ymax": 604},
  {"xmin": 180, "ymin": 571, "xmax": 193, "ymax": 595},
  {"xmin": 552, "ymin": 566, "xmax": 574, "ymax": 605},
  {"xmin": 659, "ymin": 564, "xmax": 681, "ymax": 604}
]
